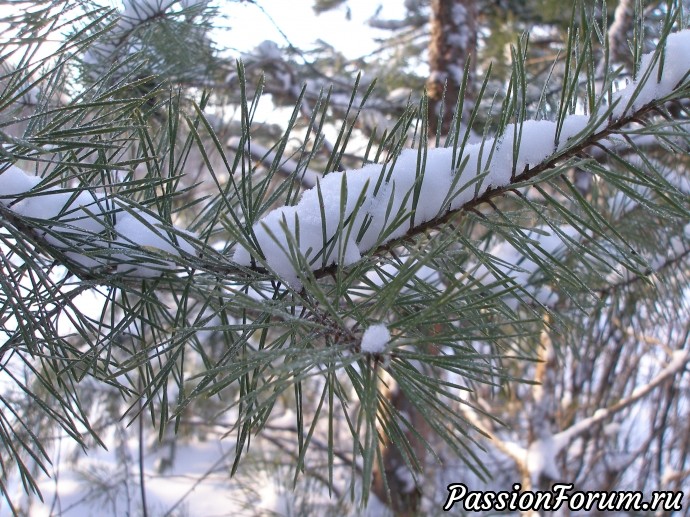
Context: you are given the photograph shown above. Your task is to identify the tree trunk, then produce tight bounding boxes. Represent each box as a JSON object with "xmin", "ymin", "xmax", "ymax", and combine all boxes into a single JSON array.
[
  {"xmin": 426, "ymin": 0, "xmax": 477, "ymax": 136},
  {"xmin": 372, "ymin": 331, "xmax": 444, "ymax": 515},
  {"xmin": 371, "ymin": 380, "xmax": 428, "ymax": 516}
]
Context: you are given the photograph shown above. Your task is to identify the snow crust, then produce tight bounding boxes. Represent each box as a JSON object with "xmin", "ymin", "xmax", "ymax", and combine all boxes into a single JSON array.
[
  {"xmin": 235, "ymin": 30, "xmax": 690, "ymax": 289},
  {"xmin": 360, "ymin": 324, "xmax": 390, "ymax": 354},
  {"xmin": 610, "ymin": 31, "xmax": 690, "ymax": 119},
  {"xmin": 0, "ymin": 165, "xmax": 196, "ymax": 277},
  {"xmin": 0, "ymin": 165, "xmax": 41, "ymax": 196}
]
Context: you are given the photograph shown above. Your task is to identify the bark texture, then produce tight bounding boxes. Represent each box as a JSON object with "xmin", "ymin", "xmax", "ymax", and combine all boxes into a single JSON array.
[{"xmin": 426, "ymin": 0, "xmax": 477, "ymax": 136}]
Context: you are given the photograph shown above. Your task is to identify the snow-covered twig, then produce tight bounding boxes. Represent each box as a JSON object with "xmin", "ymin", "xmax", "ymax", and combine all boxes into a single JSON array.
[
  {"xmin": 473, "ymin": 348, "xmax": 689, "ymax": 488},
  {"xmin": 3, "ymin": 32, "xmax": 689, "ymax": 288},
  {"xmin": 233, "ymin": 30, "xmax": 690, "ymax": 289},
  {"xmin": 554, "ymin": 349, "xmax": 689, "ymax": 447},
  {"xmin": 0, "ymin": 164, "xmax": 197, "ymax": 278}
]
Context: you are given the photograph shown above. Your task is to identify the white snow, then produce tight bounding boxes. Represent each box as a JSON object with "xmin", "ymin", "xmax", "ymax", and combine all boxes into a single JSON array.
[
  {"xmin": 612, "ymin": 30, "xmax": 690, "ymax": 118},
  {"xmin": 610, "ymin": 31, "xmax": 690, "ymax": 119},
  {"xmin": 257, "ymin": 482, "xmax": 293, "ymax": 516},
  {"xmin": 526, "ymin": 435, "xmax": 562, "ymax": 485},
  {"xmin": 13, "ymin": 190, "xmax": 109, "ymax": 234},
  {"xmin": 0, "ymin": 166, "xmax": 197, "ymax": 277},
  {"xmin": 112, "ymin": 207, "xmax": 197, "ymax": 277},
  {"xmin": 360, "ymin": 324, "xmax": 390, "ymax": 354},
  {"xmin": 0, "ymin": 165, "xmax": 41, "ymax": 197},
  {"xmin": 234, "ymin": 30, "xmax": 690, "ymax": 288}
]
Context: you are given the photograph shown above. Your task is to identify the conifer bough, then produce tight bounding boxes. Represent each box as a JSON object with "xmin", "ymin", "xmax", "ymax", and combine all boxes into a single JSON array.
[
  {"xmin": 233, "ymin": 30, "xmax": 690, "ymax": 290},
  {"xmin": 0, "ymin": 165, "xmax": 197, "ymax": 277},
  {"xmin": 1, "ymin": 32, "xmax": 689, "ymax": 286}
]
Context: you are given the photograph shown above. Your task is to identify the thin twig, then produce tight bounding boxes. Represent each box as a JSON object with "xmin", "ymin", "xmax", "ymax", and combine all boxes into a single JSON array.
[{"xmin": 138, "ymin": 379, "xmax": 149, "ymax": 517}]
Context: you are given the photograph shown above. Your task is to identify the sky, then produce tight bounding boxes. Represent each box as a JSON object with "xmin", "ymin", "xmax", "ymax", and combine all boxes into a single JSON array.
[{"xmin": 223, "ymin": 0, "xmax": 405, "ymax": 59}]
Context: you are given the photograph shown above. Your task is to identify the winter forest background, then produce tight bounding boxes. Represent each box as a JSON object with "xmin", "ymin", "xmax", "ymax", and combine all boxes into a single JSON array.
[{"xmin": 1, "ymin": 0, "xmax": 690, "ymax": 515}]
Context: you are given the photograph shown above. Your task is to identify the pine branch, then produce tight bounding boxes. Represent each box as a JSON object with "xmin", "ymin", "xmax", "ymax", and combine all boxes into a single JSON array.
[
  {"xmin": 3, "ymin": 34, "xmax": 688, "ymax": 290},
  {"xmin": 233, "ymin": 30, "xmax": 690, "ymax": 290}
]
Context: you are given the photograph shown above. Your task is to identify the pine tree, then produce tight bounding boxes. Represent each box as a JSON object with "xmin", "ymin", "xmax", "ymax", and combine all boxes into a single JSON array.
[{"xmin": 1, "ymin": 1, "xmax": 689, "ymax": 515}]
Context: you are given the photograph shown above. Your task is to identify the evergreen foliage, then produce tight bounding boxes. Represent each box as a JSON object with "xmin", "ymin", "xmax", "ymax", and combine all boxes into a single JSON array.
[{"xmin": 1, "ymin": 1, "xmax": 689, "ymax": 514}]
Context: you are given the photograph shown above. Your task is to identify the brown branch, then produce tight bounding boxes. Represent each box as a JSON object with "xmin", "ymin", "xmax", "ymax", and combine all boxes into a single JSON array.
[
  {"xmin": 2, "ymin": 87, "xmax": 688, "ymax": 290},
  {"xmin": 554, "ymin": 349, "xmax": 689, "ymax": 446},
  {"xmin": 426, "ymin": 0, "xmax": 477, "ymax": 135}
]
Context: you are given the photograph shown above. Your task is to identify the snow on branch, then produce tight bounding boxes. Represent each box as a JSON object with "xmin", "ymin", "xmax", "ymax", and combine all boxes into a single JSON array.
[
  {"xmin": 360, "ymin": 324, "xmax": 391, "ymax": 354},
  {"xmin": 83, "ymin": 0, "xmax": 209, "ymax": 76},
  {"xmin": 555, "ymin": 349, "xmax": 690, "ymax": 447},
  {"xmin": 233, "ymin": 30, "xmax": 690, "ymax": 289},
  {"xmin": 464, "ymin": 349, "xmax": 689, "ymax": 487},
  {"xmin": 0, "ymin": 164, "xmax": 197, "ymax": 277},
  {"xmin": 520, "ymin": 348, "xmax": 689, "ymax": 485},
  {"xmin": 3, "ymin": 32, "xmax": 689, "ymax": 286}
]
